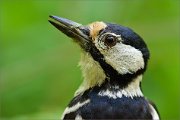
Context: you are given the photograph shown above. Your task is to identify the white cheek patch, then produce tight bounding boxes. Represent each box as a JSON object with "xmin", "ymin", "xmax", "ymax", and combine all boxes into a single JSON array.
[{"xmin": 96, "ymin": 42, "xmax": 144, "ymax": 74}]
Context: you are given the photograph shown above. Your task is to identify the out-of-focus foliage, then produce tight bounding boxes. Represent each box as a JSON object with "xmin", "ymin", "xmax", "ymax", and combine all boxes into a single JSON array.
[{"xmin": 0, "ymin": 0, "xmax": 179, "ymax": 119}]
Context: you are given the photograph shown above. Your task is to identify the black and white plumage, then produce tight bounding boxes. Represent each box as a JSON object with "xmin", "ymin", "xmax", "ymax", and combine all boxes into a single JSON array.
[{"xmin": 49, "ymin": 16, "xmax": 160, "ymax": 120}]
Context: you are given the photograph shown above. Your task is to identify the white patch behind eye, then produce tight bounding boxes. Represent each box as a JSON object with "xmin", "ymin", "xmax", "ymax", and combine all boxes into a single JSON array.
[{"xmin": 96, "ymin": 42, "xmax": 144, "ymax": 74}]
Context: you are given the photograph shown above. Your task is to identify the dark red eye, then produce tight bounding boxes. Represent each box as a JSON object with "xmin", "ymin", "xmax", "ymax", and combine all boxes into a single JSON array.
[{"xmin": 104, "ymin": 35, "xmax": 117, "ymax": 47}]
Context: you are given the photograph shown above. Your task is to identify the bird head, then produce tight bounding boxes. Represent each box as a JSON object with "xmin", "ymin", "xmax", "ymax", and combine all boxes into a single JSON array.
[{"xmin": 49, "ymin": 16, "xmax": 150, "ymax": 90}]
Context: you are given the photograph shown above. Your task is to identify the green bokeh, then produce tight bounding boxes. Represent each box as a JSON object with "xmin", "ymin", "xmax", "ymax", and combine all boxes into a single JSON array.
[{"xmin": 0, "ymin": 0, "xmax": 179, "ymax": 119}]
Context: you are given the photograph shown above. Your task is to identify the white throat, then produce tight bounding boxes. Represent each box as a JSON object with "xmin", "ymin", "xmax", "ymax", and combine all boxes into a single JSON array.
[
  {"xmin": 75, "ymin": 52, "xmax": 106, "ymax": 96},
  {"xmin": 75, "ymin": 52, "xmax": 144, "ymax": 98}
]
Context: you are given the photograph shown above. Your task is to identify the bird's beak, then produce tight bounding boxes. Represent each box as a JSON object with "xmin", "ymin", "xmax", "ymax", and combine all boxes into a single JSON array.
[{"xmin": 48, "ymin": 15, "xmax": 90, "ymax": 51}]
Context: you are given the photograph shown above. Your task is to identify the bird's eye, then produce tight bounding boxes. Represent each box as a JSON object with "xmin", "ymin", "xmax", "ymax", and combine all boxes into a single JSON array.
[{"xmin": 104, "ymin": 35, "xmax": 117, "ymax": 47}]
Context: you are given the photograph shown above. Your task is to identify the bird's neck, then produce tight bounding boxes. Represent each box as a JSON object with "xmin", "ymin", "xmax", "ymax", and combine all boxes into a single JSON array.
[
  {"xmin": 98, "ymin": 75, "xmax": 143, "ymax": 99},
  {"xmin": 75, "ymin": 53, "xmax": 143, "ymax": 97}
]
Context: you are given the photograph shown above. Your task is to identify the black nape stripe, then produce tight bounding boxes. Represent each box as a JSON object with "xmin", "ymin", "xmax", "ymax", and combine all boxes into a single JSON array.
[{"xmin": 89, "ymin": 43, "xmax": 145, "ymax": 88}]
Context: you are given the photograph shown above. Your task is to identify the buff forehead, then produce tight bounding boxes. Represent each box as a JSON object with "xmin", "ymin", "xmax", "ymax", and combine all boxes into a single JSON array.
[{"xmin": 88, "ymin": 22, "xmax": 107, "ymax": 40}]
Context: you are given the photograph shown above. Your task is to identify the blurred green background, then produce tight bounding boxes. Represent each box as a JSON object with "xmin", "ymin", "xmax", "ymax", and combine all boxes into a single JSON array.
[{"xmin": 0, "ymin": 0, "xmax": 179, "ymax": 119}]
